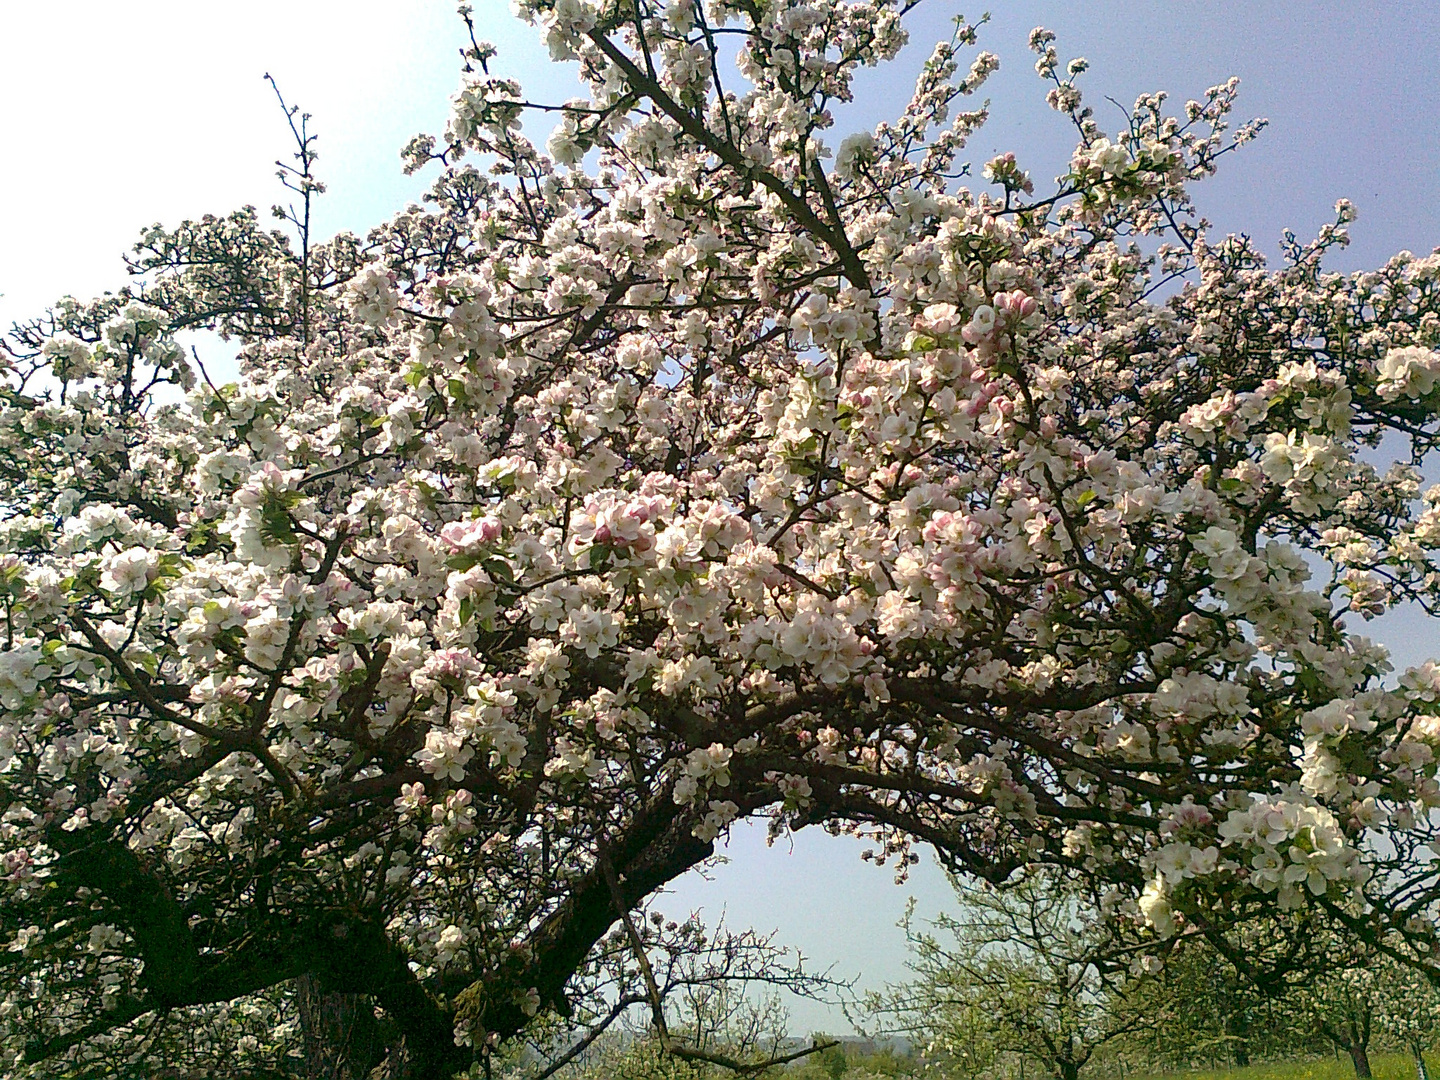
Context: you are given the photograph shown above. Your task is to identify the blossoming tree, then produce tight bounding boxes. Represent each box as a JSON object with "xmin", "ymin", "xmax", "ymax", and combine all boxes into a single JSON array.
[
  {"xmin": 871, "ymin": 871, "xmax": 1155, "ymax": 1080},
  {"xmin": 4, "ymin": 0, "xmax": 1440, "ymax": 1076}
]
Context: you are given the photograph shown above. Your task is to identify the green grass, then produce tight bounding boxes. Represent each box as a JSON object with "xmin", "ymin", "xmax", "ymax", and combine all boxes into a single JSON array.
[{"xmin": 1129, "ymin": 1052, "xmax": 1435, "ymax": 1080}]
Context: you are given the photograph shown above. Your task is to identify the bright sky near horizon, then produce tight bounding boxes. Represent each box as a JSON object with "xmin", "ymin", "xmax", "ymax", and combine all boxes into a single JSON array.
[{"xmin": 2, "ymin": 0, "xmax": 1438, "ymax": 1036}]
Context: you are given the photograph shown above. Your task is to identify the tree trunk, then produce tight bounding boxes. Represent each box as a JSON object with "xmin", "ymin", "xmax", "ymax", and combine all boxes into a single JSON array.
[
  {"xmin": 296, "ymin": 974, "xmax": 387, "ymax": 1080},
  {"xmin": 1413, "ymin": 1040, "xmax": 1431, "ymax": 1080},
  {"xmin": 1348, "ymin": 1043, "xmax": 1373, "ymax": 1080},
  {"xmin": 371, "ymin": 1037, "xmax": 418, "ymax": 1080},
  {"xmin": 1225, "ymin": 1013, "xmax": 1251, "ymax": 1067},
  {"xmin": 1057, "ymin": 1059, "xmax": 1081, "ymax": 1080}
]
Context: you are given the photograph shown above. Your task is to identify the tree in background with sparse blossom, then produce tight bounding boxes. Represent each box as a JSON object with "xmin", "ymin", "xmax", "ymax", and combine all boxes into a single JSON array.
[{"xmin": 867, "ymin": 871, "xmax": 1154, "ymax": 1080}]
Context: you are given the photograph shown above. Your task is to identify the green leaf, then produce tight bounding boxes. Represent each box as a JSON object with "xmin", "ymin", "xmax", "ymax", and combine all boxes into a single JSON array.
[
  {"xmin": 481, "ymin": 558, "xmax": 515, "ymax": 585},
  {"xmin": 259, "ymin": 495, "xmax": 299, "ymax": 547}
]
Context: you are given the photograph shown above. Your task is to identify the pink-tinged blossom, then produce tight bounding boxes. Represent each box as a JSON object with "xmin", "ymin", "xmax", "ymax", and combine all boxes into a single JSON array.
[{"xmin": 440, "ymin": 515, "xmax": 503, "ymax": 553}]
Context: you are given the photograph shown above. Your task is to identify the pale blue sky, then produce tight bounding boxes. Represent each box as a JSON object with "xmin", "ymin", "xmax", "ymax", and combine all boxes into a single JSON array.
[{"xmin": 2, "ymin": 0, "xmax": 1438, "ymax": 1036}]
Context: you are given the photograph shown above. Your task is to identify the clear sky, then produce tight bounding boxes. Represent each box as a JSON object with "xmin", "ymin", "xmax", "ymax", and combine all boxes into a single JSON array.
[{"xmin": 3, "ymin": 0, "xmax": 1438, "ymax": 1037}]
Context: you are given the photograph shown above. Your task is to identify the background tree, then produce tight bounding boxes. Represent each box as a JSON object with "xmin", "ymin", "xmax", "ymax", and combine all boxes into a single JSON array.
[
  {"xmin": 801, "ymin": 1039, "xmax": 848, "ymax": 1080},
  {"xmin": 1116, "ymin": 910, "xmax": 1347, "ymax": 1070},
  {"xmin": 1306, "ymin": 964, "xmax": 1383, "ymax": 1078},
  {"xmin": 1301, "ymin": 948, "xmax": 1440, "ymax": 1080},
  {"xmin": 1375, "ymin": 956, "xmax": 1440, "ymax": 1080},
  {"xmin": 505, "ymin": 911, "xmax": 839, "ymax": 1080},
  {"xmin": 869, "ymin": 872, "xmax": 1151, "ymax": 1080},
  {"xmin": 527, "ymin": 972, "xmax": 801, "ymax": 1080}
]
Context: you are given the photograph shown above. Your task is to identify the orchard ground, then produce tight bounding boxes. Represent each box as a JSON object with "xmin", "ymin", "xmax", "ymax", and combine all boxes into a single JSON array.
[{"xmin": 1132, "ymin": 1057, "xmax": 1437, "ymax": 1080}]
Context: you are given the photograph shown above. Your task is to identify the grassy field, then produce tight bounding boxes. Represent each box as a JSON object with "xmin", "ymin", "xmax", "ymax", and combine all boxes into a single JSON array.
[{"xmin": 1131, "ymin": 1053, "xmax": 1434, "ymax": 1080}]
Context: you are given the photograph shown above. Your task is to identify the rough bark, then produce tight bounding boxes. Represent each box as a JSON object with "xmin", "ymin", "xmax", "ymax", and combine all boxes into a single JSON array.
[
  {"xmin": 1349, "ymin": 1044, "xmax": 1373, "ymax": 1079},
  {"xmin": 31, "ymin": 791, "xmax": 720, "ymax": 1077},
  {"xmin": 296, "ymin": 974, "xmax": 387, "ymax": 1080}
]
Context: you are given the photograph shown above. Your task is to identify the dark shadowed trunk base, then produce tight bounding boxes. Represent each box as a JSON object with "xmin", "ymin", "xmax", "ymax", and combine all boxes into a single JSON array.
[
  {"xmin": 372, "ymin": 1038, "xmax": 419, "ymax": 1080},
  {"xmin": 1223, "ymin": 1010, "xmax": 1251, "ymax": 1067},
  {"xmin": 1349, "ymin": 1044, "xmax": 1373, "ymax": 1079},
  {"xmin": 296, "ymin": 974, "xmax": 389, "ymax": 1080}
]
